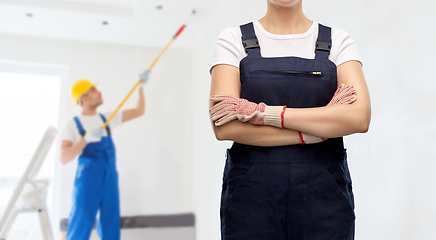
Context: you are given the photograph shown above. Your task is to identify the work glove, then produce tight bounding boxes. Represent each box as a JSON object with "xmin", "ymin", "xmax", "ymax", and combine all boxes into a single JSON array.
[
  {"xmin": 325, "ymin": 83, "xmax": 357, "ymax": 105},
  {"xmin": 209, "ymin": 95, "xmax": 286, "ymax": 128},
  {"xmin": 84, "ymin": 128, "xmax": 103, "ymax": 143},
  {"xmin": 138, "ymin": 70, "xmax": 151, "ymax": 87},
  {"xmin": 299, "ymin": 84, "xmax": 357, "ymax": 144}
]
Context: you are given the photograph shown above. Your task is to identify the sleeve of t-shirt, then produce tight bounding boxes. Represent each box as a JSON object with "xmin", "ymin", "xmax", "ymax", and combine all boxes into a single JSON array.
[
  {"xmin": 210, "ymin": 26, "xmax": 246, "ymax": 73},
  {"xmin": 330, "ymin": 28, "xmax": 362, "ymax": 66},
  {"xmin": 103, "ymin": 112, "xmax": 123, "ymax": 130},
  {"xmin": 60, "ymin": 120, "xmax": 78, "ymax": 144}
]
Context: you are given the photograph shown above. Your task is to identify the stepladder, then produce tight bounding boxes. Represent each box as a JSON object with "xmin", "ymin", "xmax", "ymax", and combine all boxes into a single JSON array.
[{"xmin": 0, "ymin": 127, "xmax": 57, "ymax": 240}]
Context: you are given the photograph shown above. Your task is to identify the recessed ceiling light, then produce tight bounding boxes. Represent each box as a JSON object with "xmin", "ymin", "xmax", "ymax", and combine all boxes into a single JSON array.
[
  {"xmin": 26, "ymin": 13, "xmax": 33, "ymax": 17},
  {"xmin": 156, "ymin": 5, "xmax": 163, "ymax": 10},
  {"xmin": 102, "ymin": 21, "xmax": 108, "ymax": 25}
]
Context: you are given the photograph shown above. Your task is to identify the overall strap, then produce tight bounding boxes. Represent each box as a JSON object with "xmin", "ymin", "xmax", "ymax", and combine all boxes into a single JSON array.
[
  {"xmin": 240, "ymin": 22, "xmax": 261, "ymax": 57},
  {"xmin": 73, "ymin": 116, "xmax": 86, "ymax": 137},
  {"xmin": 98, "ymin": 113, "xmax": 111, "ymax": 135},
  {"xmin": 315, "ymin": 24, "xmax": 332, "ymax": 59}
]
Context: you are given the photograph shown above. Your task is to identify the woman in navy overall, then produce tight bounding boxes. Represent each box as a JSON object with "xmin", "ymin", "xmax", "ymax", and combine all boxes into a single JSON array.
[{"xmin": 209, "ymin": 0, "xmax": 371, "ymax": 239}]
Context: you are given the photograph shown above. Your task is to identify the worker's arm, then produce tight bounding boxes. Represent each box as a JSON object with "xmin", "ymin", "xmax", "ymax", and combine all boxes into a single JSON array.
[
  {"xmin": 210, "ymin": 64, "xmax": 302, "ymax": 146},
  {"xmin": 282, "ymin": 61, "xmax": 371, "ymax": 138},
  {"xmin": 60, "ymin": 139, "xmax": 87, "ymax": 165},
  {"xmin": 122, "ymin": 88, "xmax": 145, "ymax": 123}
]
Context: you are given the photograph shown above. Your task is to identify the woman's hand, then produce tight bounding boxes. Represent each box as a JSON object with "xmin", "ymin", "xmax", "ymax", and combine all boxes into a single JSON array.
[
  {"xmin": 209, "ymin": 64, "xmax": 302, "ymax": 146},
  {"xmin": 209, "ymin": 95, "xmax": 286, "ymax": 128}
]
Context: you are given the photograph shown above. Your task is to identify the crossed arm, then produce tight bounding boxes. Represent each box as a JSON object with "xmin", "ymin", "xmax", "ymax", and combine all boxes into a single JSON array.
[{"xmin": 209, "ymin": 60, "xmax": 371, "ymax": 146}]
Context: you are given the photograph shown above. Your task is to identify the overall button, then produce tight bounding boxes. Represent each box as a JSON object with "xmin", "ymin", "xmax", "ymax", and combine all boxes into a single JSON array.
[{"xmin": 348, "ymin": 183, "xmax": 353, "ymax": 193}]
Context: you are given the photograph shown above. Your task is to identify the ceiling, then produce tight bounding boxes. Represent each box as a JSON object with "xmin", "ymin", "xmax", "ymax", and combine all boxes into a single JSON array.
[{"xmin": 0, "ymin": 0, "xmax": 231, "ymax": 47}]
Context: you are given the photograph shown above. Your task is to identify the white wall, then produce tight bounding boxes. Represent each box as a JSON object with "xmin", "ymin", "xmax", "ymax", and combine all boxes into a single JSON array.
[
  {"xmin": 191, "ymin": 0, "xmax": 436, "ymax": 240},
  {"xmin": 0, "ymin": 33, "xmax": 195, "ymax": 238}
]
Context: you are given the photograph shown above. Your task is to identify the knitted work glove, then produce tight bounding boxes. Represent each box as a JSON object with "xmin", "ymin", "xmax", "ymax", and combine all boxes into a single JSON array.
[
  {"xmin": 209, "ymin": 95, "xmax": 286, "ymax": 128},
  {"xmin": 299, "ymin": 84, "xmax": 357, "ymax": 144},
  {"xmin": 326, "ymin": 83, "xmax": 357, "ymax": 105}
]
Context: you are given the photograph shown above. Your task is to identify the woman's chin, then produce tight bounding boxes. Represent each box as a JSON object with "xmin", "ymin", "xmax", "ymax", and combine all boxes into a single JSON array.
[{"xmin": 269, "ymin": 0, "xmax": 301, "ymax": 8}]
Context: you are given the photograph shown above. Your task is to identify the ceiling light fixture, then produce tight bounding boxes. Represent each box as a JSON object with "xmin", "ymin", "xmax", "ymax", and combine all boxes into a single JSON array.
[
  {"xmin": 102, "ymin": 21, "xmax": 108, "ymax": 25},
  {"xmin": 156, "ymin": 5, "xmax": 163, "ymax": 10},
  {"xmin": 26, "ymin": 13, "xmax": 33, "ymax": 17}
]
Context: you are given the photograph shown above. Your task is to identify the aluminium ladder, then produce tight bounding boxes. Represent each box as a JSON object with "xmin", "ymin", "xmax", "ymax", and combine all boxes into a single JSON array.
[{"xmin": 0, "ymin": 127, "xmax": 57, "ymax": 240}]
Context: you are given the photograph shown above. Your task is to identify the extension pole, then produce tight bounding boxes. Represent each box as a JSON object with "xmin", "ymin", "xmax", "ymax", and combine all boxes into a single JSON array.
[{"xmin": 101, "ymin": 11, "xmax": 194, "ymax": 130}]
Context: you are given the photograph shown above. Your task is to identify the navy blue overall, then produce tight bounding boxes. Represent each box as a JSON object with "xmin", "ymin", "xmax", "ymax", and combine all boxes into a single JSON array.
[
  {"xmin": 220, "ymin": 23, "xmax": 355, "ymax": 240},
  {"xmin": 66, "ymin": 114, "xmax": 120, "ymax": 240}
]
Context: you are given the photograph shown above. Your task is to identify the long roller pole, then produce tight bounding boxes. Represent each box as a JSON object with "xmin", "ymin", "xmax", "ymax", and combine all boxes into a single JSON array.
[{"xmin": 101, "ymin": 11, "xmax": 195, "ymax": 130}]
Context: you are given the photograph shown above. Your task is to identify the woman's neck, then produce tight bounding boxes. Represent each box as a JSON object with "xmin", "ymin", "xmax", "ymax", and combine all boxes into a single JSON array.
[{"xmin": 258, "ymin": 1, "xmax": 312, "ymax": 35}]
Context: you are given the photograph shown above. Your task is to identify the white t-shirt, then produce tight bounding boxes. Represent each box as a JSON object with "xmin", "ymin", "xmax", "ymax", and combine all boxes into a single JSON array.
[
  {"xmin": 60, "ymin": 112, "xmax": 123, "ymax": 144},
  {"xmin": 210, "ymin": 21, "xmax": 361, "ymax": 71}
]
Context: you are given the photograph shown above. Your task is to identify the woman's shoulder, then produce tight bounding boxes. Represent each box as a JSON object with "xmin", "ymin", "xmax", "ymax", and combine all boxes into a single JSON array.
[
  {"xmin": 218, "ymin": 26, "xmax": 242, "ymax": 42},
  {"xmin": 324, "ymin": 24, "xmax": 358, "ymax": 49},
  {"xmin": 212, "ymin": 25, "xmax": 248, "ymax": 71},
  {"xmin": 324, "ymin": 24, "xmax": 361, "ymax": 66},
  {"xmin": 329, "ymin": 25, "xmax": 355, "ymax": 43}
]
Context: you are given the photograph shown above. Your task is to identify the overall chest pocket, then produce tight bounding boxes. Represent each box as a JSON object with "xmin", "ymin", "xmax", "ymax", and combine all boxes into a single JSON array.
[
  {"xmin": 240, "ymin": 69, "xmax": 337, "ymax": 108},
  {"xmin": 254, "ymin": 69, "xmax": 324, "ymax": 76}
]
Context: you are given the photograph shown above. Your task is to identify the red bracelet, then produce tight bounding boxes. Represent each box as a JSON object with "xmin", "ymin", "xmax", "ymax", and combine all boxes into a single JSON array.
[
  {"xmin": 298, "ymin": 131, "xmax": 306, "ymax": 145},
  {"xmin": 281, "ymin": 106, "xmax": 287, "ymax": 129}
]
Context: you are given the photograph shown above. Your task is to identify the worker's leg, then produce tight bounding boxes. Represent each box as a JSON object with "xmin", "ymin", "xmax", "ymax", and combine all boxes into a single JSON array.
[
  {"xmin": 97, "ymin": 167, "xmax": 121, "ymax": 240},
  {"xmin": 66, "ymin": 163, "xmax": 104, "ymax": 240}
]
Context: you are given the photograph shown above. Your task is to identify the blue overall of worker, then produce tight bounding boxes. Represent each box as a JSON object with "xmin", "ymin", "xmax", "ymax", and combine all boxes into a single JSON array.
[
  {"xmin": 220, "ymin": 23, "xmax": 356, "ymax": 239},
  {"xmin": 67, "ymin": 114, "xmax": 119, "ymax": 239},
  {"xmin": 60, "ymin": 71, "xmax": 150, "ymax": 240},
  {"xmin": 209, "ymin": 1, "xmax": 371, "ymax": 239}
]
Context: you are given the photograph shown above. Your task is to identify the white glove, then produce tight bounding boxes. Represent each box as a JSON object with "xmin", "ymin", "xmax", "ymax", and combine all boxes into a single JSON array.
[
  {"xmin": 84, "ymin": 128, "xmax": 103, "ymax": 143},
  {"xmin": 299, "ymin": 132, "xmax": 324, "ymax": 145},
  {"xmin": 138, "ymin": 70, "xmax": 150, "ymax": 87}
]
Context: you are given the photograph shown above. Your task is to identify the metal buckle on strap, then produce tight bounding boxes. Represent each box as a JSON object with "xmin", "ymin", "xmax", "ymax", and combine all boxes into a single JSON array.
[
  {"xmin": 242, "ymin": 38, "xmax": 260, "ymax": 53},
  {"xmin": 315, "ymin": 41, "xmax": 331, "ymax": 52}
]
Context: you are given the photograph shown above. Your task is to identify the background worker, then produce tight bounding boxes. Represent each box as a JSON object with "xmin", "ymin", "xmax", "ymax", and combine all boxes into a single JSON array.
[{"xmin": 59, "ymin": 71, "xmax": 149, "ymax": 240}]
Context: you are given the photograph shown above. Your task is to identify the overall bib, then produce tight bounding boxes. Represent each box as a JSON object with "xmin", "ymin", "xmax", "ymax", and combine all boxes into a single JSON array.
[
  {"xmin": 220, "ymin": 23, "xmax": 355, "ymax": 240},
  {"xmin": 67, "ymin": 114, "xmax": 121, "ymax": 240}
]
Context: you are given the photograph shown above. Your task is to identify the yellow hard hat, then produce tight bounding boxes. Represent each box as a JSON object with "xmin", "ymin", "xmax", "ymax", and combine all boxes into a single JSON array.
[{"xmin": 71, "ymin": 79, "xmax": 99, "ymax": 105}]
